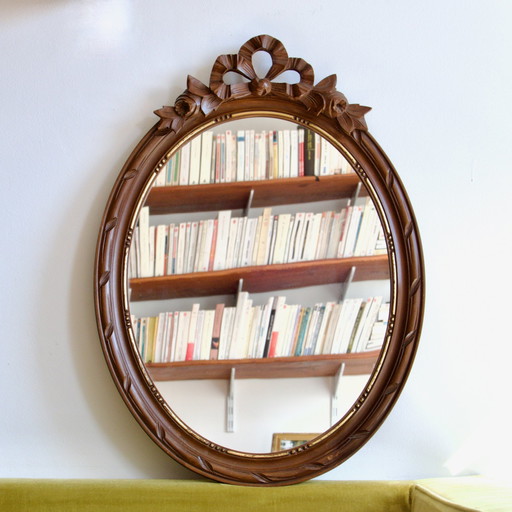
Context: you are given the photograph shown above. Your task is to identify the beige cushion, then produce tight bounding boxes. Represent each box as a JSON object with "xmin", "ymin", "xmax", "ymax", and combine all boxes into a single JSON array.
[{"xmin": 412, "ymin": 477, "xmax": 512, "ymax": 512}]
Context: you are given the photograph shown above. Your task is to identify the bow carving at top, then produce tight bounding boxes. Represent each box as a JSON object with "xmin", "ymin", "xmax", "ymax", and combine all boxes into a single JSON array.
[{"xmin": 154, "ymin": 35, "xmax": 371, "ymax": 136}]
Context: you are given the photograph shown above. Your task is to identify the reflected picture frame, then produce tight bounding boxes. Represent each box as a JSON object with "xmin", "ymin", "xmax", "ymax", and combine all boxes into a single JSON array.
[{"xmin": 272, "ymin": 433, "xmax": 320, "ymax": 452}]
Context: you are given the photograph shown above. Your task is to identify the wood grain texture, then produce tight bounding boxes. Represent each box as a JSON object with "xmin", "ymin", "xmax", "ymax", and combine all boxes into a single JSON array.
[
  {"xmin": 146, "ymin": 174, "xmax": 364, "ymax": 214},
  {"xmin": 129, "ymin": 255, "xmax": 389, "ymax": 301},
  {"xmin": 148, "ymin": 351, "xmax": 379, "ymax": 381}
]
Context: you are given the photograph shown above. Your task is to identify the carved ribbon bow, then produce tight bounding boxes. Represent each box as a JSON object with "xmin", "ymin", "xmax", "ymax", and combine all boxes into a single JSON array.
[{"xmin": 155, "ymin": 35, "xmax": 370, "ymax": 136}]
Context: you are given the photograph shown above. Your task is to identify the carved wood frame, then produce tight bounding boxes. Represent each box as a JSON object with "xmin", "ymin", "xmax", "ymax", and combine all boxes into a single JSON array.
[{"xmin": 94, "ymin": 35, "xmax": 424, "ymax": 486}]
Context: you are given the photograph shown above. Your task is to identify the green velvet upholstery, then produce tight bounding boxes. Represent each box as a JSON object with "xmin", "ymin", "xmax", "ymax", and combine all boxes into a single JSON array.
[
  {"xmin": 0, "ymin": 479, "xmax": 412, "ymax": 512},
  {"xmin": 0, "ymin": 477, "xmax": 510, "ymax": 512}
]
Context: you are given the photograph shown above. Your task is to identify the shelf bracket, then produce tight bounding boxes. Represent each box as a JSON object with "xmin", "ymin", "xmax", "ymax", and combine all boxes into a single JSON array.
[
  {"xmin": 331, "ymin": 362, "xmax": 346, "ymax": 425},
  {"xmin": 244, "ymin": 188, "xmax": 255, "ymax": 217},
  {"xmin": 349, "ymin": 182, "xmax": 362, "ymax": 206},
  {"xmin": 340, "ymin": 266, "xmax": 356, "ymax": 303},
  {"xmin": 237, "ymin": 278, "xmax": 244, "ymax": 297},
  {"xmin": 226, "ymin": 367, "xmax": 236, "ymax": 432}
]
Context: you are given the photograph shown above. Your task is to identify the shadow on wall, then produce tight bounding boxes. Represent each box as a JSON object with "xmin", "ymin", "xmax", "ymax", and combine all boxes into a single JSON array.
[
  {"xmin": 0, "ymin": 0, "xmax": 73, "ymax": 24},
  {"xmin": 32, "ymin": 111, "xmax": 198, "ymax": 480}
]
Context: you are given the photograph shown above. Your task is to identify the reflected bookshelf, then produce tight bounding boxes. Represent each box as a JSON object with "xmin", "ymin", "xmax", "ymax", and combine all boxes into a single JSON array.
[
  {"xmin": 145, "ymin": 174, "xmax": 365, "ymax": 215},
  {"xmin": 130, "ymin": 127, "xmax": 390, "ymax": 384},
  {"xmin": 130, "ymin": 255, "xmax": 389, "ymax": 301},
  {"xmin": 146, "ymin": 351, "xmax": 380, "ymax": 381}
]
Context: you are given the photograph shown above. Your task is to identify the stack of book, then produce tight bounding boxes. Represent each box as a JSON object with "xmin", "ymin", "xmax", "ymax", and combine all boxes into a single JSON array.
[
  {"xmin": 129, "ymin": 199, "xmax": 385, "ymax": 279},
  {"xmin": 133, "ymin": 295, "xmax": 389, "ymax": 364},
  {"xmin": 153, "ymin": 127, "xmax": 353, "ymax": 186}
]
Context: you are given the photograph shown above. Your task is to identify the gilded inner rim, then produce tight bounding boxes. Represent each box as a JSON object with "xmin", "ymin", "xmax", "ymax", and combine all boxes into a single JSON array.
[{"xmin": 121, "ymin": 112, "xmax": 398, "ymax": 458}]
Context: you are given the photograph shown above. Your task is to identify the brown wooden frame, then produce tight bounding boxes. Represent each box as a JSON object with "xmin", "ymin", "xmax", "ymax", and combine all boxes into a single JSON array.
[{"xmin": 94, "ymin": 35, "xmax": 424, "ymax": 486}]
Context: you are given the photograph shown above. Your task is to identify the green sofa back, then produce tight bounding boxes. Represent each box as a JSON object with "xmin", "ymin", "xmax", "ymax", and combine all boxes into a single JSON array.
[{"xmin": 0, "ymin": 479, "xmax": 413, "ymax": 512}]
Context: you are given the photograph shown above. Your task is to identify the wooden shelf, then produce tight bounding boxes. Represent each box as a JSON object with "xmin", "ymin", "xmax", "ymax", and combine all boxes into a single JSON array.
[
  {"xmin": 145, "ymin": 174, "xmax": 365, "ymax": 215},
  {"xmin": 129, "ymin": 254, "xmax": 389, "ymax": 301},
  {"xmin": 146, "ymin": 350, "xmax": 380, "ymax": 381}
]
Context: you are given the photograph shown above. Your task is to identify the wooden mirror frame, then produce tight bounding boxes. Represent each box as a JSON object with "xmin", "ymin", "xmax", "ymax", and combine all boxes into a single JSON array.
[{"xmin": 94, "ymin": 35, "xmax": 424, "ymax": 486}]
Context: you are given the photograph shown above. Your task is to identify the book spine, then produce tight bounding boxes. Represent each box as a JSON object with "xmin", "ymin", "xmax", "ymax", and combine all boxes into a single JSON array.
[
  {"xmin": 163, "ymin": 311, "xmax": 175, "ymax": 362},
  {"xmin": 189, "ymin": 135, "xmax": 202, "ymax": 185},
  {"xmin": 175, "ymin": 311, "xmax": 190, "ymax": 361},
  {"xmin": 262, "ymin": 296, "xmax": 285, "ymax": 357},
  {"xmin": 213, "ymin": 210, "xmax": 232, "ymax": 271},
  {"xmin": 290, "ymin": 129, "xmax": 298, "ymax": 178},
  {"xmin": 179, "ymin": 143, "xmax": 190, "ymax": 185},
  {"xmin": 199, "ymin": 131, "xmax": 213, "ymax": 184},
  {"xmin": 209, "ymin": 303, "xmax": 225, "ymax": 360},
  {"xmin": 304, "ymin": 128, "xmax": 315, "ymax": 176},
  {"xmin": 236, "ymin": 130, "xmax": 245, "ymax": 182}
]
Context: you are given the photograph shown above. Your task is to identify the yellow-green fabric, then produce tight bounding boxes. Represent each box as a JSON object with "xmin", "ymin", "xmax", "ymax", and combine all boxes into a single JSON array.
[
  {"xmin": 0, "ymin": 479, "xmax": 412, "ymax": 512},
  {"xmin": 412, "ymin": 477, "xmax": 512, "ymax": 512},
  {"xmin": 2, "ymin": 477, "xmax": 511, "ymax": 512}
]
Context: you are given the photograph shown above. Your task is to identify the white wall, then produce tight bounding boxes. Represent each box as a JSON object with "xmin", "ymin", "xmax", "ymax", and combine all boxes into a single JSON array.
[{"xmin": 1, "ymin": 0, "xmax": 511, "ymax": 481}]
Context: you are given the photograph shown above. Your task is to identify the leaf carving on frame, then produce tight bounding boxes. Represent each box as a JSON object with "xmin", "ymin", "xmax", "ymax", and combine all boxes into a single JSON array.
[
  {"xmin": 154, "ymin": 105, "xmax": 187, "ymax": 135},
  {"xmin": 123, "ymin": 375, "xmax": 132, "ymax": 393},
  {"xmin": 104, "ymin": 217, "xmax": 117, "ymax": 232},
  {"xmin": 122, "ymin": 169, "xmax": 138, "ymax": 181},
  {"xmin": 348, "ymin": 429, "xmax": 370, "ymax": 440},
  {"xmin": 99, "ymin": 270, "xmax": 110, "ymax": 287},
  {"xmin": 410, "ymin": 277, "xmax": 421, "ymax": 297},
  {"xmin": 386, "ymin": 168, "xmax": 395, "ymax": 189},
  {"xmin": 404, "ymin": 221, "xmax": 414, "ymax": 239},
  {"xmin": 197, "ymin": 456, "xmax": 213, "ymax": 473},
  {"xmin": 299, "ymin": 74, "xmax": 371, "ymax": 134},
  {"xmin": 303, "ymin": 462, "xmax": 326, "ymax": 470},
  {"xmin": 384, "ymin": 383, "xmax": 400, "ymax": 396},
  {"xmin": 156, "ymin": 422, "xmax": 166, "ymax": 442},
  {"xmin": 104, "ymin": 323, "xmax": 113, "ymax": 339},
  {"xmin": 250, "ymin": 472, "xmax": 275, "ymax": 484},
  {"xmin": 403, "ymin": 329, "xmax": 417, "ymax": 348}
]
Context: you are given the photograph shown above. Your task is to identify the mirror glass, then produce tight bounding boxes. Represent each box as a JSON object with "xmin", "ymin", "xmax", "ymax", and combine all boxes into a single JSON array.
[{"xmin": 126, "ymin": 117, "xmax": 390, "ymax": 453}]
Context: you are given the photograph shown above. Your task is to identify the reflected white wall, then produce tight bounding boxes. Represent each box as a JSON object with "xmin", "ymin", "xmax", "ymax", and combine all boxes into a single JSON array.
[{"xmin": 159, "ymin": 374, "xmax": 368, "ymax": 453}]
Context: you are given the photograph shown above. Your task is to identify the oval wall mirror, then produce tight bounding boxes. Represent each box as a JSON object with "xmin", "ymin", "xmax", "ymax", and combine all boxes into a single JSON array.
[{"xmin": 95, "ymin": 35, "xmax": 424, "ymax": 485}]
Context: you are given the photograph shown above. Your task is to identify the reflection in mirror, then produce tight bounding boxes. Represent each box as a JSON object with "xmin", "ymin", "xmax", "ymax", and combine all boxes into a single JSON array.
[{"xmin": 127, "ymin": 118, "xmax": 390, "ymax": 453}]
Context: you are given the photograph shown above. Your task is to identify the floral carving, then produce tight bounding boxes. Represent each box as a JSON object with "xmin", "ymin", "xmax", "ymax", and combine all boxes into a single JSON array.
[
  {"xmin": 299, "ymin": 74, "xmax": 371, "ymax": 133},
  {"xmin": 173, "ymin": 92, "xmax": 199, "ymax": 118},
  {"xmin": 154, "ymin": 76, "xmax": 221, "ymax": 134},
  {"xmin": 154, "ymin": 35, "xmax": 371, "ymax": 136}
]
